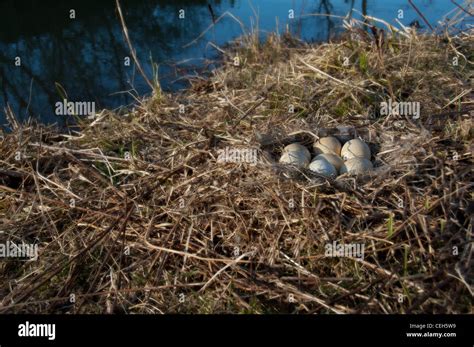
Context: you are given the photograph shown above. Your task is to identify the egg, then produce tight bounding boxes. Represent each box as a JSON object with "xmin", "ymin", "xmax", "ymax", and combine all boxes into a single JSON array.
[
  {"xmin": 283, "ymin": 143, "xmax": 311, "ymax": 161},
  {"xmin": 308, "ymin": 158, "xmax": 337, "ymax": 178},
  {"xmin": 279, "ymin": 143, "xmax": 311, "ymax": 167},
  {"xmin": 313, "ymin": 137, "xmax": 342, "ymax": 156},
  {"xmin": 340, "ymin": 139, "xmax": 371, "ymax": 160},
  {"xmin": 314, "ymin": 153, "xmax": 344, "ymax": 171},
  {"xmin": 340, "ymin": 158, "xmax": 373, "ymax": 175}
]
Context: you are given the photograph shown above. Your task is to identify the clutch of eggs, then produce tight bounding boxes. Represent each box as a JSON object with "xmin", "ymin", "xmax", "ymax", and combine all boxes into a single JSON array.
[{"xmin": 279, "ymin": 136, "xmax": 374, "ymax": 177}]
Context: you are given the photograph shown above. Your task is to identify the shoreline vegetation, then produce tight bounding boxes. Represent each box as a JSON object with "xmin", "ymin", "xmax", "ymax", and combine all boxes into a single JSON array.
[{"xmin": 0, "ymin": 11, "xmax": 473, "ymax": 313}]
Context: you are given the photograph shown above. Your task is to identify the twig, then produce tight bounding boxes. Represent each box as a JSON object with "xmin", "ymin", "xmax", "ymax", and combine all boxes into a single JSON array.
[
  {"xmin": 408, "ymin": 0, "xmax": 434, "ymax": 31},
  {"xmin": 451, "ymin": 0, "xmax": 473, "ymax": 16},
  {"xmin": 115, "ymin": 0, "xmax": 155, "ymax": 91}
]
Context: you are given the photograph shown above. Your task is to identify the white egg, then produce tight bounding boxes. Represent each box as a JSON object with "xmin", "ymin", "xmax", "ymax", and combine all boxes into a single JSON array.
[
  {"xmin": 340, "ymin": 139, "xmax": 371, "ymax": 160},
  {"xmin": 283, "ymin": 143, "xmax": 311, "ymax": 161},
  {"xmin": 340, "ymin": 158, "xmax": 373, "ymax": 175},
  {"xmin": 314, "ymin": 153, "xmax": 344, "ymax": 171},
  {"xmin": 308, "ymin": 158, "xmax": 337, "ymax": 178},
  {"xmin": 313, "ymin": 136, "xmax": 342, "ymax": 156},
  {"xmin": 279, "ymin": 150, "xmax": 310, "ymax": 167}
]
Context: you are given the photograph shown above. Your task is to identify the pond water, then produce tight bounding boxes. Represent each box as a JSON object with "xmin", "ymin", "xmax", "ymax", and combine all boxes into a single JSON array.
[{"xmin": 0, "ymin": 0, "xmax": 459, "ymax": 125}]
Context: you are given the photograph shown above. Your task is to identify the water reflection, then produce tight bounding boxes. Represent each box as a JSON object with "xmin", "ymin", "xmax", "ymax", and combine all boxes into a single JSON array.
[{"xmin": 0, "ymin": 0, "xmax": 455, "ymax": 125}]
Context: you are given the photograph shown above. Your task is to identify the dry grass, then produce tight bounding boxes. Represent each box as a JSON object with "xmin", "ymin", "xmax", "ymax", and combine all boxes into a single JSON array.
[{"xmin": 0, "ymin": 14, "xmax": 473, "ymax": 314}]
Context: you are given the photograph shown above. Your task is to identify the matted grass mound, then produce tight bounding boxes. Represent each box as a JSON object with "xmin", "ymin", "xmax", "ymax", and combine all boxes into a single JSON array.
[{"xmin": 0, "ymin": 19, "xmax": 472, "ymax": 313}]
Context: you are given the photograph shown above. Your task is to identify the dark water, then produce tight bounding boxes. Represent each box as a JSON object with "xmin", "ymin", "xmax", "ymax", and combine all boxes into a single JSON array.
[{"xmin": 0, "ymin": 0, "xmax": 458, "ymax": 125}]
